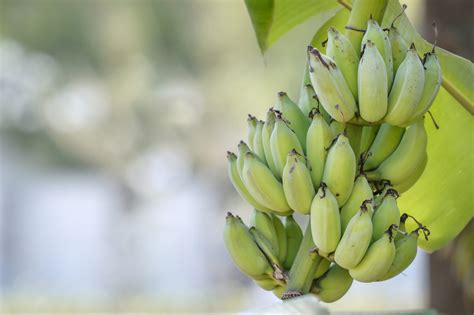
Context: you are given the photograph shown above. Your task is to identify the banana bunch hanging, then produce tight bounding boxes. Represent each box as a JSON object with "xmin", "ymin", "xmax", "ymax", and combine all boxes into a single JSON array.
[{"xmin": 224, "ymin": 16, "xmax": 439, "ymax": 303}]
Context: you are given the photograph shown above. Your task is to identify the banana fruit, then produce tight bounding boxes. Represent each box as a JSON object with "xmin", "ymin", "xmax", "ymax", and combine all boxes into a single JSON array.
[
  {"xmin": 311, "ymin": 264, "xmax": 353, "ymax": 303},
  {"xmin": 340, "ymin": 174, "xmax": 373, "ymax": 232}
]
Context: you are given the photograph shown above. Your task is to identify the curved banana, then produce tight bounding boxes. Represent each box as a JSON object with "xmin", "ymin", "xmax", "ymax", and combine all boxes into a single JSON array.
[
  {"xmin": 253, "ymin": 120, "xmax": 266, "ymax": 163},
  {"xmin": 270, "ymin": 114, "xmax": 304, "ymax": 177},
  {"xmin": 364, "ymin": 123, "xmax": 405, "ymax": 171},
  {"xmin": 283, "ymin": 215, "xmax": 303, "ymax": 270},
  {"xmin": 227, "ymin": 151, "xmax": 273, "ymax": 214},
  {"xmin": 311, "ymin": 264, "xmax": 353, "ymax": 303},
  {"xmin": 394, "ymin": 213, "xmax": 408, "ymax": 242},
  {"xmin": 367, "ymin": 119, "xmax": 427, "ymax": 186},
  {"xmin": 237, "ymin": 141, "xmax": 251, "ymax": 178},
  {"xmin": 361, "ymin": 18, "xmax": 394, "ymax": 89},
  {"xmin": 358, "ymin": 125, "xmax": 381, "ymax": 156},
  {"xmin": 329, "ymin": 119, "xmax": 344, "ymax": 136},
  {"xmin": 262, "ymin": 109, "xmax": 280, "ymax": 178},
  {"xmin": 349, "ymin": 225, "xmax": 396, "ymax": 282},
  {"xmin": 314, "ymin": 258, "xmax": 331, "ymax": 280},
  {"xmin": 249, "ymin": 227, "xmax": 282, "ymax": 272},
  {"xmin": 273, "ymin": 285, "xmax": 286, "ymax": 299},
  {"xmin": 253, "ymin": 210, "xmax": 280, "ymax": 258},
  {"xmin": 247, "ymin": 115, "xmax": 257, "ymax": 151},
  {"xmin": 358, "ymin": 40, "xmax": 388, "ymax": 122},
  {"xmin": 306, "ymin": 109, "xmax": 334, "ymax": 188},
  {"xmin": 242, "ymin": 151, "xmax": 291, "ymax": 213},
  {"xmin": 388, "ymin": 26, "xmax": 408, "ymax": 73},
  {"xmin": 310, "ymin": 183, "xmax": 341, "ymax": 255},
  {"xmin": 322, "ymin": 132, "xmax": 356, "ymax": 206},
  {"xmin": 372, "ymin": 189, "xmax": 400, "ymax": 242},
  {"xmin": 224, "ymin": 213, "xmax": 273, "ymax": 278},
  {"xmin": 272, "ymin": 214, "xmax": 288, "ymax": 264},
  {"xmin": 340, "ymin": 175, "xmax": 373, "ymax": 232},
  {"xmin": 335, "ymin": 200, "xmax": 373, "ymax": 269},
  {"xmin": 282, "ymin": 150, "xmax": 315, "ymax": 214},
  {"xmin": 299, "ymin": 83, "xmax": 319, "ymax": 119},
  {"xmin": 307, "ymin": 46, "xmax": 357, "ymax": 122},
  {"xmin": 274, "ymin": 92, "xmax": 310, "ymax": 151},
  {"xmin": 254, "ymin": 276, "xmax": 279, "ymax": 291},
  {"xmin": 384, "ymin": 44, "xmax": 425, "ymax": 126},
  {"xmin": 394, "ymin": 152, "xmax": 427, "ymax": 193},
  {"xmin": 326, "ymin": 27, "xmax": 359, "ymax": 99}
]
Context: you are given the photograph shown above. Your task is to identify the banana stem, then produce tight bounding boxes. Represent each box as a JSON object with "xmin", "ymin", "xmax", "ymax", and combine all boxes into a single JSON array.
[{"xmin": 282, "ymin": 222, "xmax": 322, "ymax": 299}]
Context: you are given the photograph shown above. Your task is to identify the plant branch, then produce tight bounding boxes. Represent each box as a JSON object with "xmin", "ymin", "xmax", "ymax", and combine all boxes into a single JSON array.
[
  {"xmin": 441, "ymin": 80, "xmax": 474, "ymax": 115},
  {"xmin": 337, "ymin": 0, "xmax": 352, "ymax": 11}
]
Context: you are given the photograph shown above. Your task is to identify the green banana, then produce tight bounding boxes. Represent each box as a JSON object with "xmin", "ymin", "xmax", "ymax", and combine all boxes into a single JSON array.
[
  {"xmin": 247, "ymin": 115, "xmax": 257, "ymax": 151},
  {"xmin": 237, "ymin": 141, "xmax": 251, "ymax": 178},
  {"xmin": 310, "ymin": 183, "xmax": 341, "ymax": 255},
  {"xmin": 329, "ymin": 119, "xmax": 345, "ymax": 136},
  {"xmin": 340, "ymin": 174, "xmax": 373, "ymax": 232},
  {"xmin": 358, "ymin": 125, "xmax": 381, "ymax": 156},
  {"xmin": 227, "ymin": 151, "xmax": 273, "ymax": 214},
  {"xmin": 254, "ymin": 276, "xmax": 279, "ymax": 291},
  {"xmin": 364, "ymin": 123, "xmax": 405, "ymax": 171},
  {"xmin": 367, "ymin": 119, "xmax": 427, "ymax": 186},
  {"xmin": 224, "ymin": 213, "xmax": 273, "ymax": 278},
  {"xmin": 306, "ymin": 109, "xmax": 334, "ymax": 188},
  {"xmin": 272, "ymin": 214, "xmax": 288, "ymax": 264},
  {"xmin": 299, "ymin": 83, "xmax": 319, "ymax": 119},
  {"xmin": 335, "ymin": 200, "xmax": 373, "ymax": 269},
  {"xmin": 322, "ymin": 132, "xmax": 356, "ymax": 206},
  {"xmin": 345, "ymin": 124, "xmax": 363, "ymax": 160},
  {"xmin": 394, "ymin": 152, "xmax": 428, "ymax": 193},
  {"xmin": 349, "ymin": 225, "xmax": 397, "ymax": 282},
  {"xmin": 326, "ymin": 27, "xmax": 359, "ymax": 99},
  {"xmin": 270, "ymin": 114, "xmax": 304, "ymax": 177},
  {"xmin": 282, "ymin": 150, "xmax": 315, "ymax": 214},
  {"xmin": 374, "ymin": 182, "xmax": 393, "ymax": 207},
  {"xmin": 274, "ymin": 92, "xmax": 310, "ymax": 151},
  {"xmin": 388, "ymin": 26, "xmax": 409, "ymax": 73},
  {"xmin": 314, "ymin": 258, "xmax": 331, "ymax": 279},
  {"xmin": 384, "ymin": 44, "xmax": 425, "ymax": 126},
  {"xmin": 253, "ymin": 210, "xmax": 280, "ymax": 258},
  {"xmin": 242, "ymin": 151, "xmax": 291, "ymax": 213},
  {"xmin": 372, "ymin": 189, "xmax": 400, "ymax": 242},
  {"xmin": 307, "ymin": 46, "xmax": 357, "ymax": 122},
  {"xmin": 262, "ymin": 109, "xmax": 280, "ymax": 178},
  {"xmin": 253, "ymin": 120, "xmax": 266, "ymax": 163},
  {"xmin": 361, "ymin": 18, "xmax": 393, "ymax": 89},
  {"xmin": 273, "ymin": 285, "xmax": 286, "ymax": 299},
  {"xmin": 394, "ymin": 213, "xmax": 408, "ymax": 242},
  {"xmin": 407, "ymin": 52, "xmax": 442, "ymax": 123},
  {"xmin": 358, "ymin": 40, "xmax": 388, "ymax": 122},
  {"xmin": 283, "ymin": 215, "xmax": 303, "ymax": 270},
  {"xmin": 311, "ymin": 264, "xmax": 353, "ymax": 303},
  {"xmin": 249, "ymin": 227, "xmax": 282, "ymax": 273}
]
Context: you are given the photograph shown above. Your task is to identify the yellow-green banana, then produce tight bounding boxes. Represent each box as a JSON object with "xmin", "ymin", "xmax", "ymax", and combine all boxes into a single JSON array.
[
  {"xmin": 242, "ymin": 151, "xmax": 291, "ymax": 213},
  {"xmin": 367, "ymin": 119, "xmax": 427, "ymax": 186},
  {"xmin": 273, "ymin": 285, "xmax": 286, "ymax": 299},
  {"xmin": 326, "ymin": 27, "xmax": 359, "ymax": 99},
  {"xmin": 299, "ymin": 83, "xmax": 319, "ymax": 119},
  {"xmin": 394, "ymin": 152, "xmax": 427, "ymax": 193},
  {"xmin": 340, "ymin": 175, "xmax": 373, "ymax": 232},
  {"xmin": 247, "ymin": 115, "xmax": 257, "ymax": 151},
  {"xmin": 314, "ymin": 258, "xmax": 331, "ymax": 279},
  {"xmin": 329, "ymin": 119, "xmax": 345, "ymax": 136},
  {"xmin": 311, "ymin": 264, "xmax": 353, "ymax": 303},
  {"xmin": 322, "ymin": 133, "xmax": 356, "ymax": 206},
  {"xmin": 358, "ymin": 125, "xmax": 381, "ymax": 156},
  {"xmin": 272, "ymin": 214, "xmax": 288, "ymax": 264},
  {"xmin": 335, "ymin": 200, "xmax": 373, "ymax": 269},
  {"xmin": 262, "ymin": 109, "xmax": 279, "ymax": 178},
  {"xmin": 349, "ymin": 225, "xmax": 396, "ymax": 282},
  {"xmin": 307, "ymin": 46, "xmax": 357, "ymax": 122},
  {"xmin": 358, "ymin": 40, "xmax": 388, "ymax": 122},
  {"xmin": 253, "ymin": 120, "xmax": 266, "ymax": 163},
  {"xmin": 282, "ymin": 150, "xmax": 315, "ymax": 215},
  {"xmin": 274, "ymin": 92, "xmax": 310, "ymax": 151},
  {"xmin": 364, "ymin": 123, "xmax": 405, "ymax": 171},
  {"xmin": 249, "ymin": 227, "xmax": 282, "ymax": 272},
  {"xmin": 361, "ymin": 18, "xmax": 393, "ymax": 89},
  {"xmin": 283, "ymin": 215, "xmax": 303, "ymax": 270},
  {"xmin": 306, "ymin": 109, "xmax": 334, "ymax": 188},
  {"xmin": 384, "ymin": 44, "xmax": 425, "ymax": 126},
  {"xmin": 254, "ymin": 276, "xmax": 279, "ymax": 291},
  {"xmin": 253, "ymin": 210, "xmax": 280, "ymax": 258},
  {"xmin": 237, "ymin": 141, "xmax": 251, "ymax": 178},
  {"xmin": 394, "ymin": 213, "xmax": 408, "ymax": 242},
  {"xmin": 388, "ymin": 26, "xmax": 408, "ymax": 73},
  {"xmin": 311, "ymin": 183, "xmax": 341, "ymax": 255},
  {"xmin": 372, "ymin": 189, "xmax": 400, "ymax": 242},
  {"xmin": 224, "ymin": 213, "xmax": 273, "ymax": 278}
]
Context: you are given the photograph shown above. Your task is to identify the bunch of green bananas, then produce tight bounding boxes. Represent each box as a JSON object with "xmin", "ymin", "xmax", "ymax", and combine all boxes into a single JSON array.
[{"xmin": 224, "ymin": 14, "xmax": 439, "ymax": 304}]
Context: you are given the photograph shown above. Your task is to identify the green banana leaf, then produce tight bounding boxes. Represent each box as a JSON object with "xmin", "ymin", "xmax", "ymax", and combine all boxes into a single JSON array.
[{"xmin": 244, "ymin": 0, "xmax": 474, "ymax": 251}]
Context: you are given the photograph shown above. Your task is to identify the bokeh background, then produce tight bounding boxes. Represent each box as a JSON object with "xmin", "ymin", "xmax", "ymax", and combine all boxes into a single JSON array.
[{"xmin": 0, "ymin": 0, "xmax": 472, "ymax": 313}]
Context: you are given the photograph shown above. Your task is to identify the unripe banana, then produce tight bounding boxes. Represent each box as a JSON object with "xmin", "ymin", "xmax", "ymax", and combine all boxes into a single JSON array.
[
  {"xmin": 384, "ymin": 44, "xmax": 425, "ymax": 126},
  {"xmin": 372, "ymin": 189, "xmax": 400, "ymax": 242},
  {"xmin": 249, "ymin": 227, "xmax": 282, "ymax": 272},
  {"xmin": 283, "ymin": 215, "xmax": 303, "ymax": 270},
  {"xmin": 311, "ymin": 264, "xmax": 353, "ymax": 303},
  {"xmin": 358, "ymin": 125, "xmax": 380, "ymax": 156},
  {"xmin": 282, "ymin": 150, "xmax": 315, "ymax": 215},
  {"xmin": 242, "ymin": 151, "xmax": 291, "ymax": 213},
  {"xmin": 374, "ymin": 182, "xmax": 393, "ymax": 207},
  {"xmin": 322, "ymin": 133, "xmax": 356, "ymax": 206},
  {"xmin": 329, "ymin": 119, "xmax": 344, "ymax": 136},
  {"xmin": 253, "ymin": 210, "xmax": 280, "ymax": 258},
  {"xmin": 253, "ymin": 120, "xmax": 266, "ymax": 163},
  {"xmin": 254, "ymin": 276, "xmax": 279, "ymax": 291},
  {"xmin": 394, "ymin": 152, "xmax": 427, "ymax": 193},
  {"xmin": 345, "ymin": 124, "xmax": 363, "ymax": 161},
  {"xmin": 358, "ymin": 40, "xmax": 388, "ymax": 122},
  {"xmin": 326, "ymin": 27, "xmax": 359, "ymax": 99},
  {"xmin": 270, "ymin": 114, "xmax": 304, "ymax": 177},
  {"xmin": 335, "ymin": 200, "xmax": 373, "ymax": 269},
  {"xmin": 340, "ymin": 175, "xmax": 373, "ymax": 232},
  {"xmin": 273, "ymin": 285, "xmax": 286, "ymax": 299},
  {"xmin": 364, "ymin": 123, "xmax": 405, "ymax": 171},
  {"xmin": 394, "ymin": 213, "xmax": 409, "ymax": 242},
  {"xmin": 367, "ymin": 119, "xmax": 427, "ymax": 186},
  {"xmin": 227, "ymin": 152, "xmax": 273, "ymax": 214},
  {"xmin": 247, "ymin": 115, "xmax": 257, "ymax": 151},
  {"xmin": 274, "ymin": 92, "xmax": 310, "ymax": 151},
  {"xmin": 349, "ymin": 225, "xmax": 396, "ymax": 282},
  {"xmin": 408, "ymin": 52, "xmax": 442, "ymax": 123},
  {"xmin": 237, "ymin": 141, "xmax": 251, "ymax": 178},
  {"xmin": 311, "ymin": 183, "xmax": 341, "ymax": 255},
  {"xmin": 298, "ymin": 83, "xmax": 319, "ymax": 119},
  {"xmin": 361, "ymin": 18, "xmax": 394, "ymax": 89},
  {"xmin": 262, "ymin": 109, "xmax": 280, "ymax": 178},
  {"xmin": 271, "ymin": 214, "xmax": 288, "ymax": 264},
  {"xmin": 314, "ymin": 258, "xmax": 331, "ymax": 279},
  {"xmin": 388, "ymin": 26, "xmax": 409, "ymax": 73},
  {"xmin": 307, "ymin": 46, "xmax": 357, "ymax": 122},
  {"xmin": 306, "ymin": 109, "xmax": 334, "ymax": 188},
  {"xmin": 224, "ymin": 213, "xmax": 273, "ymax": 278}
]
